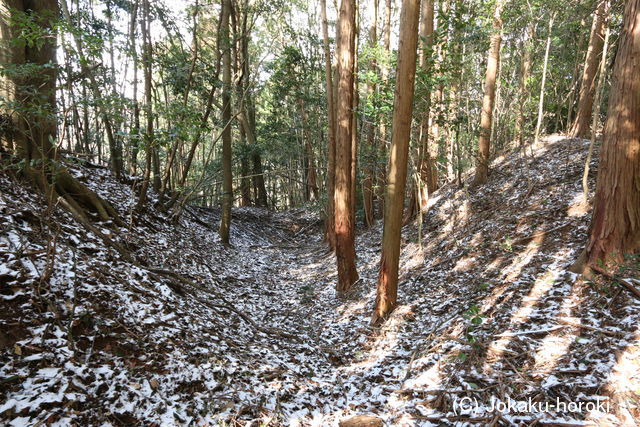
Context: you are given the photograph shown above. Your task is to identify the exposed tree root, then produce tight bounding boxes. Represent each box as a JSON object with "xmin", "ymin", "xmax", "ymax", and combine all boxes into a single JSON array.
[{"xmin": 22, "ymin": 161, "xmax": 123, "ymax": 227}]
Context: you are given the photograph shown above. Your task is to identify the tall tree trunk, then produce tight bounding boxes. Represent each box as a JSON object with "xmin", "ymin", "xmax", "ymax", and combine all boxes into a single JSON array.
[
  {"xmin": 246, "ymin": 98, "xmax": 268, "ymax": 208},
  {"xmin": 137, "ymin": 0, "xmax": 154, "ymax": 211},
  {"xmin": 152, "ymin": 144, "xmax": 161, "ymax": 192},
  {"xmin": 534, "ymin": 12, "xmax": 556, "ymax": 146},
  {"xmin": 404, "ymin": 0, "xmax": 435, "ymax": 223},
  {"xmin": 446, "ymin": 0, "xmax": 462, "ymax": 181},
  {"xmin": 430, "ymin": 0, "xmax": 448, "ymax": 180},
  {"xmin": 297, "ymin": 100, "xmax": 319, "ymax": 201},
  {"xmin": 335, "ymin": 0, "xmax": 359, "ymax": 293},
  {"xmin": 252, "ymin": 152, "xmax": 268, "ymax": 206},
  {"xmin": 239, "ymin": 146, "xmax": 252, "ymax": 206},
  {"xmin": 129, "ymin": 0, "xmax": 140, "ymax": 176},
  {"xmin": 362, "ymin": 0, "xmax": 378, "ymax": 228},
  {"xmin": 582, "ymin": 25, "xmax": 610, "ymax": 206},
  {"xmin": 105, "ymin": 0, "xmax": 123, "ymax": 173},
  {"xmin": 233, "ymin": 5, "xmax": 251, "ymax": 208},
  {"xmin": 516, "ymin": 21, "xmax": 533, "ymax": 147},
  {"xmin": 376, "ymin": 0, "xmax": 392, "ymax": 220},
  {"xmin": 416, "ymin": 0, "xmax": 436, "ymax": 211},
  {"xmin": 570, "ymin": 0, "xmax": 609, "ymax": 138},
  {"xmin": 472, "ymin": 0, "xmax": 503, "ymax": 186},
  {"xmin": 371, "ymin": 0, "xmax": 421, "ymax": 325},
  {"xmin": 320, "ymin": 0, "xmax": 337, "ymax": 249},
  {"xmin": 565, "ymin": 17, "xmax": 590, "ymax": 135},
  {"xmin": 350, "ymin": 5, "xmax": 359, "ymax": 229},
  {"xmin": 241, "ymin": 19, "xmax": 267, "ymax": 208},
  {"xmin": 238, "ymin": 122, "xmax": 252, "ymax": 207},
  {"xmin": 219, "ymin": 0, "xmax": 233, "ymax": 245},
  {"xmin": 575, "ymin": 0, "xmax": 640, "ymax": 273}
]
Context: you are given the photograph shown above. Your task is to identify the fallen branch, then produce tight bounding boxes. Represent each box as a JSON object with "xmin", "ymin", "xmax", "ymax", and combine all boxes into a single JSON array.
[
  {"xmin": 588, "ymin": 264, "xmax": 640, "ymax": 301},
  {"xmin": 557, "ymin": 317, "xmax": 625, "ymax": 337},
  {"xmin": 618, "ymin": 278, "xmax": 640, "ymax": 300}
]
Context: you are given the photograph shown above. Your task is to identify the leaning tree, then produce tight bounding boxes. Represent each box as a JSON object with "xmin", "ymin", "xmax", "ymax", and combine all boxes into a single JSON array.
[{"xmin": 1, "ymin": 0, "xmax": 120, "ymax": 223}]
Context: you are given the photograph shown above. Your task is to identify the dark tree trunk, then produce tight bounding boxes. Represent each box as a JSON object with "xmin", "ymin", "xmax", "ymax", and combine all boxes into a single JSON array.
[{"xmin": 219, "ymin": 0, "xmax": 233, "ymax": 245}]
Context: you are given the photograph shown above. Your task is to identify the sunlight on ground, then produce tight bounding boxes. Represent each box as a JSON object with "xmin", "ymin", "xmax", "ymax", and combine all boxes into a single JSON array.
[
  {"xmin": 501, "ymin": 232, "xmax": 545, "ymax": 282},
  {"xmin": 352, "ymin": 305, "xmax": 413, "ymax": 370},
  {"xmin": 600, "ymin": 328, "xmax": 640, "ymax": 424},
  {"xmin": 532, "ymin": 279, "xmax": 582, "ymax": 375},
  {"xmin": 404, "ymin": 243, "xmax": 424, "ymax": 271},
  {"xmin": 484, "ymin": 264, "xmax": 556, "ymax": 364},
  {"xmin": 567, "ymin": 192, "xmax": 591, "ymax": 217}
]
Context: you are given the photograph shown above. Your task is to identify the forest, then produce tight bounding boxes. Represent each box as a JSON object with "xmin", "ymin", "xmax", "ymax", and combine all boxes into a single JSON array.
[{"xmin": 0, "ymin": 0, "xmax": 639, "ymax": 425}]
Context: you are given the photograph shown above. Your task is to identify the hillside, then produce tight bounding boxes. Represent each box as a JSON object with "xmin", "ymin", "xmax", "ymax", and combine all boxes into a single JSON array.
[{"xmin": 1, "ymin": 135, "xmax": 639, "ymax": 426}]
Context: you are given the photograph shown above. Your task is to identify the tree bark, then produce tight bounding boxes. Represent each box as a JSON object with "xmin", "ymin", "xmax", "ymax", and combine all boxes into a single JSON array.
[
  {"xmin": 430, "ymin": 0, "xmax": 448, "ymax": 182},
  {"xmin": 219, "ymin": 0, "xmax": 233, "ymax": 245},
  {"xmin": 362, "ymin": 0, "xmax": 378, "ymax": 228},
  {"xmin": 335, "ymin": 0, "xmax": 359, "ymax": 293},
  {"xmin": 533, "ymin": 12, "xmax": 555, "ymax": 146},
  {"xmin": 446, "ymin": 0, "xmax": 463, "ymax": 182},
  {"xmin": 581, "ymin": 25, "xmax": 610, "ymax": 206},
  {"xmin": 472, "ymin": 0, "xmax": 502, "ymax": 186},
  {"xmin": 234, "ymin": 5, "xmax": 252, "ymax": 207},
  {"xmin": 350, "ymin": 5, "xmax": 359, "ymax": 229},
  {"xmin": 516, "ymin": 21, "xmax": 533, "ymax": 147},
  {"xmin": 375, "ymin": 0, "xmax": 392, "ymax": 220},
  {"xmin": 579, "ymin": 0, "xmax": 640, "ymax": 272},
  {"xmin": 137, "ymin": 0, "xmax": 154, "ymax": 211},
  {"xmin": 417, "ymin": 0, "xmax": 436, "ymax": 209},
  {"xmin": 297, "ymin": 100, "xmax": 318, "ymax": 201},
  {"xmin": 371, "ymin": 0, "xmax": 420, "ymax": 325},
  {"xmin": 320, "ymin": 0, "xmax": 337, "ymax": 249},
  {"xmin": 404, "ymin": 0, "xmax": 435, "ymax": 224},
  {"xmin": 129, "ymin": 0, "xmax": 140, "ymax": 176},
  {"xmin": 570, "ymin": 0, "xmax": 609, "ymax": 139}
]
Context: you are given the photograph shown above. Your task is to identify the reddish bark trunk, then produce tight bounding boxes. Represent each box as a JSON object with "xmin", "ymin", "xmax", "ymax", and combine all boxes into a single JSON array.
[
  {"xmin": 570, "ymin": 0, "xmax": 609, "ymax": 139},
  {"xmin": 321, "ymin": 0, "xmax": 337, "ymax": 250},
  {"xmin": 372, "ymin": 0, "xmax": 420, "ymax": 325},
  {"xmin": 583, "ymin": 0, "xmax": 640, "ymax": 271},
  {"xmin": 335, "ymin": 0, "xmax": 359, "ymax": 293}
]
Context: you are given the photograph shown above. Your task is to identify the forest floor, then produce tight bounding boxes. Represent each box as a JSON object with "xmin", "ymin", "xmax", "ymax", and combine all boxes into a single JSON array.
[{"xmin": 1, "ymin": 135, "xmax": 639, "ymax": 426}]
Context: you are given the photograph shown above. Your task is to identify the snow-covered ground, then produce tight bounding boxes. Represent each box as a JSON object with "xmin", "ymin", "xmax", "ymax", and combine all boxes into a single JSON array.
[{"xmin": 1, "ymin": 136, "xmax": 639, "ymax": 426}]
